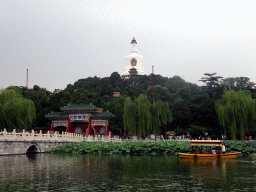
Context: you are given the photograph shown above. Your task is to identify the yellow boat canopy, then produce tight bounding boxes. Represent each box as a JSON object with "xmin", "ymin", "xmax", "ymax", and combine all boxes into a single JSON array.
[{"xmin": 190, "ymin": 140, "xmax": 223, "ymax": 147}]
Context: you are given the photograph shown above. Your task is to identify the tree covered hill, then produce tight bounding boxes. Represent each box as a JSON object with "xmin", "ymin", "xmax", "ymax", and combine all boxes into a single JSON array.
[{"xmin": 2, "ymin": 72, "xmax": 256, "ymax": 139}]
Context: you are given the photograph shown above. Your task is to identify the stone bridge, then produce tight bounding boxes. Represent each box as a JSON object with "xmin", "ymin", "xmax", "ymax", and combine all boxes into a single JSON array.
[
  {"xmin": 0, "ymin": 129, "xmax": 86, "ymax": 155},
  {"xmin": 0, "ymin": 140, "xmax": 72, "ymax": 155}
]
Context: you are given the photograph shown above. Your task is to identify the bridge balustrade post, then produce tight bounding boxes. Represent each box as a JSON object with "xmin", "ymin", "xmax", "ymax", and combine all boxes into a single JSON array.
[
  {"xmin": 31, "ymin": 130, "xmax": 34, "ymax": 140},
  {"xmin": 66, "ymin": 132, "xmax": 69, "ymax": 142},
  {"xmin": 12, "ymin": 129, "xmax": 16, "ymax": 140},
  {"xmin": 102, "ymin": 135, "xmax": 105, "ymax": 142},
  {"xmin": 3, "ymin": 128, "xmax": 7, "ymax": 139},
  {"xmin": 64, "ymin": 132, "xmax": 66, "ymax": 141},
  {"xmin": 22, "ymin": 129, "xmax": 26, "ymax": 139},
  {"xmin": 73, "ymin": 133, "xmax": 75, "ymax": 142},
  {"xmin": 73, "ymin": 133, "xmax": 76, "ymax": 142},
  {"xmin": 55, "ymin": 132, "xmax": 58, "ymax": 141},
  {"xmin": 39, "ymin": 130, "xmax": 42, "ymax": 140},
  {"xmin": 47, "ymin": 131, "xmax": 50, "ymax": 140}
]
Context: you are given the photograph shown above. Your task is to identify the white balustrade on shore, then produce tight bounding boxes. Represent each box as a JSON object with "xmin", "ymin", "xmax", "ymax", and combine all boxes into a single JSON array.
[
  {"xmin": 0, "ymin": 128, "xmax": 122, "ymax": 142},
  {"xmin": 0, "ymin": 128, "xmax": 195, "ymax": 143}
]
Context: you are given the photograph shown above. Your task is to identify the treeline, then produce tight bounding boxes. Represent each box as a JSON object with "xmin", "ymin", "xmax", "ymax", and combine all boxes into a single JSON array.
[{"xmin": 1, "ymin": 72, "xmax": 256, "ymax": 139}]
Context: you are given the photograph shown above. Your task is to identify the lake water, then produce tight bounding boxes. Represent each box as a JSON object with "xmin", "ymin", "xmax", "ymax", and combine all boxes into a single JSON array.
[{"xmin": 0, "ymin": 153, "xmax": 255, "ymax": 191}]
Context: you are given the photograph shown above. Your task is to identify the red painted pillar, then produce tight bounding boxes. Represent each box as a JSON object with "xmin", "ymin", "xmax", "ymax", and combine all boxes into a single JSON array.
[
  {"xmin": 66, "ymin": 117, "xmax": 71, "ymax": 133},
  {"xmin": 88, "ymin": 117, "xmax": 92, "ymax": 136},
  {"xmin": 50, "ymin": 122, "xmax": 54, "ymax": 132},
  {"xmin": 105, "ymin": 121, "xmax": 109, "ymax": 136}
]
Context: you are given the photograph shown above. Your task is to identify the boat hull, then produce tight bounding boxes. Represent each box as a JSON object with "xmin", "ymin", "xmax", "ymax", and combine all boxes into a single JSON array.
[{"xmin": 178, "ymin": 152, "xmax": 241, "ymax": 159}]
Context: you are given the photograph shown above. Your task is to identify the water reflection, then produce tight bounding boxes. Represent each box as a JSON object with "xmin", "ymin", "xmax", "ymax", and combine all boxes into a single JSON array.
[{"xmin": 0, "ymin": 154, "xmax": 255, "ymax": 191}]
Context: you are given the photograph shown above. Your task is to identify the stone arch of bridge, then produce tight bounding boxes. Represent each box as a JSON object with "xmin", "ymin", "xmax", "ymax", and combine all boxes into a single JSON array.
[{"xmin": 26, "ymin": 144, "xmax": 41, "ymax": 154}]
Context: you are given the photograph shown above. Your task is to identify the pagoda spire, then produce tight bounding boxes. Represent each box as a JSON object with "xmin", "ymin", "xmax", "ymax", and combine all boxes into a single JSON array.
[{"xmin": 131, "ymin": 37, "xmax": 137, "ymax": 53}]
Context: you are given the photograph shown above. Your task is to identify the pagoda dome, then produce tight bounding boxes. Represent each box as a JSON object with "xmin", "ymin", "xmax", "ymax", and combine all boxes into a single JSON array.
[{"xmin": 121, "ymin": 37, "xmax": 146, "ymax": 77}]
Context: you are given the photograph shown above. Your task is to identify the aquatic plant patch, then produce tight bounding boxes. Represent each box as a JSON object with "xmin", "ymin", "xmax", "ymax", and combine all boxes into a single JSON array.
[
  {"xmin": 46, "ymin": 140, "xmax": 256, "ymax": 155},
  {"xmin": 223, "ymin": 140, "xmax": 256, "ymax": 155},
  {"xmin": 46, "ymin": 141, "xmax": 191, "ymax": 154}
]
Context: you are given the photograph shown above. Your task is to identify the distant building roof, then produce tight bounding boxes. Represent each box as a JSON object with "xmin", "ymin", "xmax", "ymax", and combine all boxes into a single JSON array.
[{"xmin": 113, "ymin": 92, "xmax": 120, "ymax": 97}]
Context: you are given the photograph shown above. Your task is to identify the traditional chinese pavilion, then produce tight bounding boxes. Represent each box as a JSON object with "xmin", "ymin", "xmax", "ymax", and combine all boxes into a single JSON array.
[{"xmin": 45, "ymin": 104, "xmax": 114, "ymax": 136}]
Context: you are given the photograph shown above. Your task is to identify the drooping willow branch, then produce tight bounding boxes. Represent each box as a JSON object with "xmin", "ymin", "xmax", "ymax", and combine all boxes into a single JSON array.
[{"xmin": 215, "ymin": 89, "xmax": 256, "ymax": 140}]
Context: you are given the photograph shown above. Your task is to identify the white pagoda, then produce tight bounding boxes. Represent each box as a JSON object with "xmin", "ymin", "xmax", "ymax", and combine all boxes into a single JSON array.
[{"xmin": 121, "ymin": 37, "xmax": 146, "ymax": 78}]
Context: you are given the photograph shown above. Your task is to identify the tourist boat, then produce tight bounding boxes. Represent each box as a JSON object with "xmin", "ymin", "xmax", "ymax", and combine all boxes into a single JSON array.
[{"xmin": 178, "ymin": 140, "xmax": 241, "ymax": 160}]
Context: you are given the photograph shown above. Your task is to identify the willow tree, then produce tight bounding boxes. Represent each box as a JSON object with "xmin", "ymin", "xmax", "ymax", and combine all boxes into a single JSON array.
[
  {"xmin": 123, "ymin": 97, "xmax": 137, "ymax": 135},
  {"xmin": 151, "ymin": 100, "xmax": 172, "ymax": 135},
  {"xmin": 0, "ymin": 89, "xmax": 36, "ymax": 131},
  {"xmin": 135, "ymin": 94, "xmax": 152, "ymax": 136},
  {"xmin": 215, "ymin": 89, "xmax": 256, "ymax": 140},
  {"xmin": 123, "ymin": 94, "xmax": 172, "ymax": 136}
]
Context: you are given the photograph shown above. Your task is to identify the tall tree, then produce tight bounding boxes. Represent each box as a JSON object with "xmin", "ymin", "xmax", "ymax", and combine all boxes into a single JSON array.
[
  {"xmin": 123, "ymin": 94, "xmax": 172, "ymax": 136},
  {"xmin": 123, "ymin": 97, "xmax": 137, "ymax": 135},
  {"xmin": 199, "ymin": 73, "xmax": 223, "ymax": 98},
  {"xmin": 135, "ymin": 94, "xmax": 152, "ymax": 136},
  {"xmin": 165, "ymin": 76, "xmax": 187, "ymax": 93},
  {"xmin": 109, "ymin": 72, "xmax": 122, "ymax": 89},
  {"xmin": 0, "ymin": 89, "xmax": 36, "ymax": 131},
  {"xmin": 215, "ymin": 89, "xmax": 256, "ymax": 140},
  {"xmin": 107, "ymin": 95, "xmax": 126, "ymax": 129},
  {"xmin": 220, "ymin": 77, "xmax": 255, "ymax": 90}
]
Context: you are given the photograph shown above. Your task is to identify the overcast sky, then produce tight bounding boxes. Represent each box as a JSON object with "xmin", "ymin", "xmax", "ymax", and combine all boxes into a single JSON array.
[{"xmin": 1, "ymin": 0, "xmax": 256, "ymax": 92}]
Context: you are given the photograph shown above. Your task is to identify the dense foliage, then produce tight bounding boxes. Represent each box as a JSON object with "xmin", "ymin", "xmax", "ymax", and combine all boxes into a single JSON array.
[
  {"xmin": 215, "ymin": 89, "xmax": 256, "ymax": 140},
  {"xmin": 46, "ymin": 140, "xmax": 256, "ymax": 155},
  {"xmin": 0, "ymin": 89, "xmax": 36, "ymax": 131},
  {"xmin": 223, "ymin": 140, "xmax": 256, "ymax": 155},
  {"xmin": 3, "ymin": 72, "xmax": 256, "ymax": 139},
  {"xmin": 123, "ymin": 94, "xmax": 172, "ymax": 136}
]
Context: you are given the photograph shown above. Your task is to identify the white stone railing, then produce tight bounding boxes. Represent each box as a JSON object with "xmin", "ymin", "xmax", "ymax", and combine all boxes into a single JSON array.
[
  {"xmin": 0, "ymin": 129, "xmax": 195, "ymax": 143},
  {"xmin": 0, "ymin": 129, "xmax": 122, "ymax": 142}
]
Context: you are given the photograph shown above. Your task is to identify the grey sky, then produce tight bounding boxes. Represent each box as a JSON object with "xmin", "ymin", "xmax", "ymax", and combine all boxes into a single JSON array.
[{"xmin": 1, "ymin": 0, "xmax": 256, "ymax": 92}]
